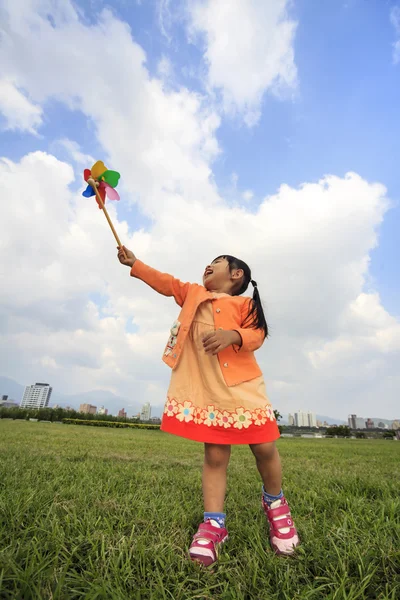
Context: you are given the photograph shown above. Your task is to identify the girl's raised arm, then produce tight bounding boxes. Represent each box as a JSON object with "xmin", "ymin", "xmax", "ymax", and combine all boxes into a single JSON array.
[{"xmin": 117, "ymin": 246, "xmax": 191, "ymax": 307}]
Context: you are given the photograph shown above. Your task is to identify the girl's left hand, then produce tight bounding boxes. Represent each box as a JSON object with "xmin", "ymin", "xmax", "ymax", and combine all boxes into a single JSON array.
[{"xmin": 202, "ymin": 330, "xmax": 242, "ymax": 355}]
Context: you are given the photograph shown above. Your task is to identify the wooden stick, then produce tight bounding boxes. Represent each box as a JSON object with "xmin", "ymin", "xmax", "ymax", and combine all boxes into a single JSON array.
[{"xmin": 88, "ymin": 178, "xmax": 126, "ymax": 257}]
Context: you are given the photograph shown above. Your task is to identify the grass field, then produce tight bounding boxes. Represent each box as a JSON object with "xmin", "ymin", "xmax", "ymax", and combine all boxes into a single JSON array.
[{"xmin": 0, "ymin": 421, "xmax": 399, "ymax": 600}]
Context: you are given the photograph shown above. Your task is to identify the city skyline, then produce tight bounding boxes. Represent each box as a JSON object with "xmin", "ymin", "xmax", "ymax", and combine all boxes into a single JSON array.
[{"xmin": 1, "ymin": 376, "xmax": 398, "ymax": 425}]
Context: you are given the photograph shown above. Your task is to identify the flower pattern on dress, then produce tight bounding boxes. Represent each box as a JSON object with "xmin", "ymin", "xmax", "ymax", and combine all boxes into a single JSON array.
[
  {"xmin": 204, "ymin": 405, "xmax": 221, "ymax": 427},
  {"xmin": 193, "ymin": 407, "xmax": 206, "ymax": 424},
  {"xmin": 164, "ymin": 398, "xmax": 179, "ymax": 417},
  {"xmin": 163, "ymin": 398, "xmax": 276, "ymax": 429},
  {"xmin": 217, "ymin": 410, "xmax": 234, "ymax": 429},
  {"xmin": 253, "ymin": 409, "xmax": 267, "ymax": 426},
  {"xmin": 265, "ymin": 405, "xmax": 276, "ymax": 421},
  {"xmin": 233, "ymin": 407, "xmax": 253, "ymax": 429},
  {"xmin": 176, "ymin": 401, "xmax": 194, "ymax": 423}
]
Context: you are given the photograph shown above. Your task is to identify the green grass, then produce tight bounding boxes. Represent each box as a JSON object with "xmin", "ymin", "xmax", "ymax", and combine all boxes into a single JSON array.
[{"xmin": 0, "ymin": 421, "xmax": 399, "ymax": 600}]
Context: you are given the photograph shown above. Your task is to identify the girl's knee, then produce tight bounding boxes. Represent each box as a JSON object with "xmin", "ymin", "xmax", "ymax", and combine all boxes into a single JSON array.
[
  {"xmin": 250, "ymin": 441, "xmax": 277, "ymax": 461},
  {"xmin": 204, "ymin": 443, "xmax": 231, "ymax": 468}
]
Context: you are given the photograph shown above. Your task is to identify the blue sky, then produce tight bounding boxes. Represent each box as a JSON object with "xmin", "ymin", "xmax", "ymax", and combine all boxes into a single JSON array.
[{"xmin": 0, "ymin": 0, "xmax": 399, "ymax": 418}]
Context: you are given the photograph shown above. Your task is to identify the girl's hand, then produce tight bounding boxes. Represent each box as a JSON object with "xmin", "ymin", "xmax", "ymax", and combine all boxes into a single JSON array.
[
  {"xmin": 117, "ymin": 245, "xmax": 136, "ymax": 268},
  {"xmin": 202, "ymin": 330, "xmax": 242, "ymax": 355}
]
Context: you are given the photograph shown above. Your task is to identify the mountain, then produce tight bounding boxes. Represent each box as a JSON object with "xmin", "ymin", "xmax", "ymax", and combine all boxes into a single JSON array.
[{"xmin": 0, "ymin": 376, "xmax": 25, "ymax": 402}]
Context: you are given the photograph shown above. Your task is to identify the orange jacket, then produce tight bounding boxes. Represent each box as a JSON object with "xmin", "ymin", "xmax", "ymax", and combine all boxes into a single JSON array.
[{"xmin": 130, "ymin": 260, "xmax": 265, "ymax": 386}]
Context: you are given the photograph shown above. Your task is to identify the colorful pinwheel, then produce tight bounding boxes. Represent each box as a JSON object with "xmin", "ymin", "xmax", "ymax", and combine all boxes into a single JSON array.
[
  {"xmin": 82, "ymin": 160, "xmax": 121, "ymax": 209},
  {"xmin": 82, "ymin": 160, "xmax": 124, "ymax": 252}
]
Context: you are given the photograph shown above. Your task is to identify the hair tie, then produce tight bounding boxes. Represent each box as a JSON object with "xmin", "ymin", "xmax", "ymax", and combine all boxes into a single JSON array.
[{"xmin": 251, "ymin": 280, "xmax": 258, "ymax": 288}]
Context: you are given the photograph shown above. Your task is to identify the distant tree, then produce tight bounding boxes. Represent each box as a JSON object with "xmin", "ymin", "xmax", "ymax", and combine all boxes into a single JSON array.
[
  {"xmin": 382, "ymin": 430, "xmax": 395, "ymax": 439},
  {"xmin": 327, "ymin": 425, "xmax": 351, "ymax": 437},
  {"xmin": 274, "ymin": 410, "xmax": 282, "ymax": 422},
  {"xmin": 355, "ymin": 431, "xmax": 366, "ymax": 439}
]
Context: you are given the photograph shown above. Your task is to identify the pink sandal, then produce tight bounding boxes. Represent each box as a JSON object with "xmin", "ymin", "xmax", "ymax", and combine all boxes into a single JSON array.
[
  {"xmin": 262, "ymin": 496, "xmax": 300, "ymax": 555},
  {"xmin": 189, "ymin": 521, "xmax": 229, "ymax": 567}
]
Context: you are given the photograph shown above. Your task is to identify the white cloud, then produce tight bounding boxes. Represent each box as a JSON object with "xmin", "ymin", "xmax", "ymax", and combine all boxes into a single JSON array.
[
  {"xmin": 0, "ymin": 1, "xmax": 398, "ymax": 420},
  {"xmin": 187, "ymin": 0, "xmax": 297, "ymax": 125},
  {"xmin": 0, "ymin": 79, "xmax": 42, "ymax": 133},
  {"xmin": 390, "ymin": 6, "xmax": 400, "ymax": 64},
  {"xmin": 58, "ymin": 139, "xmax": 95, "ymax": 167},
  {"xmin": 242, "ymin": 190, "xmax": 254, "ymax": 202}
]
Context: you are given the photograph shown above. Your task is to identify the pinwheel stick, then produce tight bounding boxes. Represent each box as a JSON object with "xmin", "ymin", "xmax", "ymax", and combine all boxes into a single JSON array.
[{"xmin": 87, "ymin": 177, "xmax": 126, "ymax": 257}]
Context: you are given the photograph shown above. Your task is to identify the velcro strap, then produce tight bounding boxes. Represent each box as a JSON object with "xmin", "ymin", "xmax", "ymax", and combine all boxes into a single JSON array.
[
  {"xmin": 273, "ymin": 517, "xmax": 294, "ymax": 530},
  {"xmin": 269, "ymin": 504, "xmax": 290, "ymax": 518},
  {"xmin": 193, "ymin": 528, "xmax": 220, "ymax": 543}
]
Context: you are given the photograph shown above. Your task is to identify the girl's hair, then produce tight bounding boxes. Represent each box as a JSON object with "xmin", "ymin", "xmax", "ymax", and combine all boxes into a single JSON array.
[{"xmin": 213, "ymin": 255, "xmax": 269, "ymax": 338}]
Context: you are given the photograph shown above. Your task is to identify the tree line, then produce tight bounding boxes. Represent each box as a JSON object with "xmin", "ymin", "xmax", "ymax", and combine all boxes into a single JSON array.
[{"xmin": 0, "ymin": 406, "xmax": 145, "ymax": 423}]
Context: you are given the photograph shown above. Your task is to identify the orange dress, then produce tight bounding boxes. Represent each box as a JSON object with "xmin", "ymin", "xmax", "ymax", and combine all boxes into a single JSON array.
[{"xmin": 161, "ymin": 297, "xmax": 280, "ymax": 445}]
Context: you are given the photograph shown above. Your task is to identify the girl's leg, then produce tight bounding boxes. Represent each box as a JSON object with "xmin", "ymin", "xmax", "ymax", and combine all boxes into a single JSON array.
[
  {"xmin": 189, "ymin": 443, "xmax": 231, "ymax": 566},
  {"xmin": 202, "ymin": 443, "xmax": 231, "ymax": 512},
  {"xmin": 249, "ymin": 441, "xmax": 281, "ymax": 494},
  {"xmin": 249, "ymin": 441, "xmax": 299, "ymax": 555}
]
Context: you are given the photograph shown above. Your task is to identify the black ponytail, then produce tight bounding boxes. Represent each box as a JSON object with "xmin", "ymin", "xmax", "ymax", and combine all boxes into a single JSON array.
[{"xmin": 213, "ymin": 255, "xmax": 269, "ymax": 338}]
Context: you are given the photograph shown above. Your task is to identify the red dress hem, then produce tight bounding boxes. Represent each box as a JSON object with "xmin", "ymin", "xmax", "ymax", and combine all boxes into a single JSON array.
[{"xmin": 160, "ymin": 414, "xmax": 280, "ymax": 445}]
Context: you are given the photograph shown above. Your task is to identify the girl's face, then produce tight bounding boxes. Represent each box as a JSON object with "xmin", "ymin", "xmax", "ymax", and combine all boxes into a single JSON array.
[{"xmin": 203, "ymin": 257, "xmax": 243, "ymax": 293}]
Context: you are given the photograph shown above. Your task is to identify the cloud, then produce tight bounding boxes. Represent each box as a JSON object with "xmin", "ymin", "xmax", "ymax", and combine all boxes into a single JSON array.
[
  {"xmin": 0, "ymin": 79, "xmax": 43, "ymax": 133},
  {"xmin": 187, "ymin": 0, "xmax": 297, "ymax": 125},
  {"xmin": 0, "ymin": 1, "xmax": 398, "ymax": 420},
  {"xmin": 242, "ymin": 190, "xmax": 254, "ymax": 202},
  {"xmin": 1, "ymin": 149, "xmax": 398, "ymax": 418},
  {"xmin": 58, "ymin": 139, "xmax": 95, "ymax": 167},
  {"xmin": 390, "ymin": 6, "xmax": 400, "ymax": 64}
]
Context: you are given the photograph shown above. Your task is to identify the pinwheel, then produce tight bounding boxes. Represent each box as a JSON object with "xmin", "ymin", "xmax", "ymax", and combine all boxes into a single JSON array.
[
  {"xmin": 82, "ymin": 160, "xmax": 124, "ymax": 252},
  {"xmin": 82, "ymin": 160, "xmax": 121, "ymax": 207}
]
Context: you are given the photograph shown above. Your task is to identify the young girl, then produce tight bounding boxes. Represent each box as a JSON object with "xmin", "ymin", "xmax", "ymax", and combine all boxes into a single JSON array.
[{"xmin": 118, "ymin": 246, "xmax": 299, "ymax": 566}]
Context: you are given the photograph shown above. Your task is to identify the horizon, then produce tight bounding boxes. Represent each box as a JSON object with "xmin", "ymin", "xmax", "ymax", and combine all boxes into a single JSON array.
[{"xmin": 1, "ymin": 374, "xmax": 398, "ymax": 425}]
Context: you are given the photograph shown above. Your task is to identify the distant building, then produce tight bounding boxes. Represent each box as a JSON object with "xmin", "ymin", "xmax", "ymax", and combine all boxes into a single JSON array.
[
  {"xmin": 348, "ymin": 414, "xmax": 357, "ymax": 429},
  {"xmin": 288, "ymin": 414, "xmax": 294, "ymax": 426},
  {"xmin": 294, "ymin": 411, "xmax": 316, "ymax": 428},
  {"xmin": 307, "ymin": 412, "xmax": 317, "ymax": 428},
  {"xmin": 98, "ymin": 405, "xmax": 108, "ymax": 415},
  {"xmin": 2, "ymin": 395, "xmax": 8, "ymax": 401},
  {"xmin": 391, "ymin": 420, "xmax": 400, "ymax": 430},
  {"xmin": 377, "ymin": 422, "xmax": 386, "ymax": 429},
  {"xmin": 316, "ymin": 420, "xmax": 322, "ymax": 428},
  {"xmin": 20, "ymin": 383, "xmax": 52, "ymax": 409},
  {"xmin": 79, "ymin": 403, "xmax": 97, "ymax": 415},
  {"xmin": 323, "ymin": 420, "xmax": 329, "ymax": 427},
  {"xmin": 366, "ymin": 418, "xmax": 375, "ymax": 429},
  {"xmin": 140, "ymin": 402, "xmax": 151, "ymax": 421},
  {"xmin": 356, "ymin": 417, "xmax": 366, "ymax": 429},
  {"xmin": 118, "ymin": 408, "xmax": 127, "ymax": 418},
  {"xmin": 150, "ymin": 417, "xmax": 161, "ymax": 424}
]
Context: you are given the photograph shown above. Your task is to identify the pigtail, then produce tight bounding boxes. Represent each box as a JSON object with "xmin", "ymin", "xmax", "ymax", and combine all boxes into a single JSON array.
[{"xmin": 242, "ymin": 280, "xmax": 269, "ymax": 339}]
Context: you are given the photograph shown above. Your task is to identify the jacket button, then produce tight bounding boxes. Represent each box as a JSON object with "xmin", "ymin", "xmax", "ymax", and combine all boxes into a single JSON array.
[
  {"xmin": 223, "ymin": 362, "xmax": 228, "ymax": 368},
  {"xmin": 216, "ymin": 308, "xmax": 221, "ymax": 313}
]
